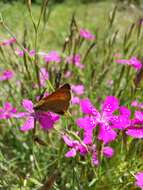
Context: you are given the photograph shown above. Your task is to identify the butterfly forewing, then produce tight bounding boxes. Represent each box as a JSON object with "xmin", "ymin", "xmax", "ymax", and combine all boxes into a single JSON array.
[{"xmin": 34, "ymin": 84, "xmax": 71, "ymax": 115}]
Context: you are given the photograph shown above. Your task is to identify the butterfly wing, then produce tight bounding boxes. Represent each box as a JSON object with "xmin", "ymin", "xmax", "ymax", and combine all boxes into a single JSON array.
[{"xmin": 34, "ymin": 84, "xmax": 71, "ymax": 114}]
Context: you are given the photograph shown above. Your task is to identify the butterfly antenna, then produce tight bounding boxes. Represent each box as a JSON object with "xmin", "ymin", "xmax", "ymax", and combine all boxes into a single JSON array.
[{"xmin": 39, "ymin": 87, "xmax": 47, "ymax": 100}]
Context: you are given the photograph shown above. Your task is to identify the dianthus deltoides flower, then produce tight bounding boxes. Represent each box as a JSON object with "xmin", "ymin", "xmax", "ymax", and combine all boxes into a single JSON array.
[
  {"xmin": 0, "ymin": 102, "xmax": 17, "ymax": 119},
  {"xmin": 63, "ymin": 133, "xmax": 114, "ymax": 166},
  {"xmin": 0, "ymin": 70, "xmax": 14, "ymax": 81},
  {"xmin": 79, "ymin": 28, "xmax": 95, "ymax": 40},
  {"xmin": 15, "ymin": 99, "xmax": 59, "ymax": 131},
  {"xmin": 43, "ymin": 51, "xmax": 61, "ymax": 63},
  {"xmin": 76, "ymin": 96, "xmax": 121, "ymax": 144}
]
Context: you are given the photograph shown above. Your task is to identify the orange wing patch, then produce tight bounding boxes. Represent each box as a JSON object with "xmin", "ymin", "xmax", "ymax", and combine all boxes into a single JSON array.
[{"xmin": 34, "ymin": 84, "xmax": 71, "ymax": 115}]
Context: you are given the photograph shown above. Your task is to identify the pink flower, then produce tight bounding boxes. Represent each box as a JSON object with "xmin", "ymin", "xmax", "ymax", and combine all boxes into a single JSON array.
[
  {"xmin": 15, "ymin": 48, "xmax": 35, "ymax": 57},
  {"xmin": 131, "ymin": 100, "xmax": 143, "ymax": 109},
  {"xmin": 63, "ymin": 134, "xmax": 114, "ymax": 166},
  {"xmin": 0, "ymin": 38, "xmax": 16, "ymax": 46},
  {"xmin": 0, "ymin": 70, "xmax": 14, "ymax": 81},
  {"xmin": 80, "ymin": 28, "xmax": 95, "ymax": 40},
  {"xmin": 131, "ymin": 100, "xmax": 139, "ymax": 107},
  {"xmin": 15, "ymin": 48, "xmax": 24, "ymax": 57},
  {"xmin": 76, "ymin": 97, "xmax": 120, "ymax": 144},
  {"xmin": 71, "ymin": 96, "xmax": 80, "ymax": 105},
  {"xmin": 16, "ymin": 99, "xmax": 59, "ymax": 131},
  {"xmin": 63, "ymin": 134, "xmax": 88, "ymax": 157},
  {"xmin": 0, "ymin": 102, "xmax": 17, "ymax": 119},
  {"xmin": 115, "ymin": 57, "xmax": 142, "ymax": 70},
  {"xmin": 44, "ymin": 51, "xmax": 61, "ymax": 63},
  {"xmin": 29, "ymin": 49, "xmax": 35, "ymax": 57},
  {"xmin": 66, "ymin": 54, "xmax": 84, "ymax": 69},
  {"xmin": 39, "ymin": 67, "xmax": 49, "ymax": 87},
  {"xmin": 71, "ymin": 84, "xmax": 84, "ymax": 95},
  {"xmin": 135, "ymin": 172, "xmax": 143, "ymax": 189}
]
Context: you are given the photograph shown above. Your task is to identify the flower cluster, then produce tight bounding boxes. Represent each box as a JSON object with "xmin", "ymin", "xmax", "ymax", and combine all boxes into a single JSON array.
[
  {"xmin": 63, "ymin": 96, "xmax": 143, "ymax": 169},
  {"xmin": 0, "ymin": 102, "xmax": 17, "ymax": 119}
]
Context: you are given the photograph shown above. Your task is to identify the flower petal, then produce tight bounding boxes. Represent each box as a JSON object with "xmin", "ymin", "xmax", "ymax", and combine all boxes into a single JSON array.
[
  {"xmin": 63, "ymin": 134, "xmax": 74, "ymax": 147},
  {"xmin": 103, "ymin": 146, "xmax": 114, "ymax": 158},
  {"xmin": 98, "ymin": 124, "xmax": 117, "ymax": 144},
  {"xmin": 38, "ymin": 112, "xmax": 59, "ymax": 131},
  {"xmin": 135, "ymin": 111, "xmax": 143, "ymax": 122},
  {"xmin": 135, "ymin": 172, "xmax": 143, "ymax": 189},
  {"xmin": 111, "ymin": 115, "xmax": 130, "ymax": 130},
  {"xmin": 102, "ymin": 96, "xmax": 119, "ymax": 114},
  {"xmin": 76, "ymin": 116, "xmax": 97, "ymax": 130},
  {"xmin": 65, "ymin": 148, "xmax": 77, "ymax": 157},
  {"xmin": 119, "ymin": 106, "xmax": 131, "ymax": 118},
  {"xmin": 92, "ymin": 151, "xmax": 99, "ymax": 166},
  {"xmin": 126, "ymin": 127, "xmax": 143, "ymax": 138},
  {"xmin": 80, "ymin": 98, "xmax": 99, "ymax": 116},
  {"xmin": 20, "ymin": 117, "xmax": 34, "ymax": 131},
  {"xmin": 83, "ymin": 129, "xmax": 93, "ymax": 145},
  {"xmin": 22, "ymin": 99, "xmax": 34, "ymax": 113}
]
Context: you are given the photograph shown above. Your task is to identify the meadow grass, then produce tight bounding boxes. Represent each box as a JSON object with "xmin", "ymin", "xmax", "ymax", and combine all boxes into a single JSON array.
[{"xmin": 0, "ymin": 1, "xmax": 143, "ymax": 190}]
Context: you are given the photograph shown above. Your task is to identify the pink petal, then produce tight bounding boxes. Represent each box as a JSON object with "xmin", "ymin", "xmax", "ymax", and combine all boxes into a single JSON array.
[
  {"xmin": 71, "ymin": 96, "xmax": 80, "ymax": 105},
  {"xmin": 80, "ymin": 28, "xmax": 95, "ymax": 40},
  {"xmin": 126, "ymin": 127, "xmax": 143, "ymax": 138},
  {"xmin": 130, "ymin": 57, "xmax": 142, "ymax": 70},
  {"xmin": 115, "ymin": 59, "xmax": 130, "ymax": 65},
  {"xmin": 111, "ymin": 115, "xmax": 130, "ymax": 130},
  {"xmin": 103, "ymin": 146, "xmax": 114, "ymax": 158},
  {"xmin": 20, "ymin": 117, "xmax": 34, "ymax": 131},
  {"xmin": 4, "ymin": 102, "xmax": 12, "ymax": 111},
  {"xmin": 80, "ymin": 98, "xmax": 99, "ymax": 116},
  {"xmin": 13, "ymin": 112, "xmax": 29, "ymax": 118},
  {"xmin": 63, "ymin": 135, "xmax": 74, "ymax": 147},
  {"xmin": 22, "ymin": 99, "xmax": 34, "ymax": 113},
  {"xmin": 44, "ymin": 51, "xmax": 61, "ymax": 63},
  {"xmin": 119, "ymin": 106, "xmax": 131, "ymax": 118},
  {"xmin": 135, "ymin": 172, "xmax": 143, "ymax": 189},
  {"xmin": 76, "ymin": 116, "xmax": 97, "ymax": 130},
  {"xmin": 92, "ymin": 151, "xmax": 99, "ymax": 166},
  {"xmin": 135, "ymin": 111, "xmax": 143, "ymax": 121},
  {"xmin": 65, "ymin": 148, "xmax": 77, "ymax": 157},
  {"xmin": 98, "ymin": 124, "xmax": 117, "ymax": 144},
  {"xmin": 102, "ymin": 96, "xmax": 119, "ymax": 114},
  {"xmin": 29, "ymin": 49, "xmax": 35, "ymax": 57},
  {"xmin": 83, "ymin": 129, "xmax": 93, "ymax": 145},
  {"xmin": 38, "ymin": 112, "xmax": 59, "ymax": 131},
  {"xmin": 78, "ymin": 144, "xmax": 88, "ymax": 155},
  {"xmin": 40, "ymin": 67, "xmax": 49, "ymax": 87},
  {"xmin": 71, "ymin": 85, "xmax": 84, "ymax": 95},
  {"xmin": 131, "ymin": 100, "xmax": 138, "ymax": 107}
]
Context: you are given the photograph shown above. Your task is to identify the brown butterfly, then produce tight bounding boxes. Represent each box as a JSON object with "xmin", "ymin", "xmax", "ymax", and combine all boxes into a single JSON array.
[{"xmin": 33, "ymin": 83, "xmax": 71, "ymax": 115}]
